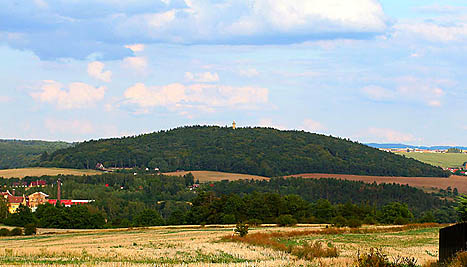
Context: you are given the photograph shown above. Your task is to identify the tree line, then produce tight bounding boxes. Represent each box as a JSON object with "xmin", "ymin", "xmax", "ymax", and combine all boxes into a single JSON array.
[{"xmin": 0, "ymin": 173, "xmax": 456, "ymax": 228}]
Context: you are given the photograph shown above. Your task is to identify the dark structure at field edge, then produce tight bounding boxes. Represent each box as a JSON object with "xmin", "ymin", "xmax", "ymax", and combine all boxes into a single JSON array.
[{"xmin": 439, "ymin": 223, "xmax": 467, "ymax": 262}]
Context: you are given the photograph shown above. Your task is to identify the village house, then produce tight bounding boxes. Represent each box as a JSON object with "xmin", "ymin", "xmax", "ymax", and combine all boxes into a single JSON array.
[
  {"xmin": 29, "ymin": 180, "xmax": 47, "ymax": 188},
  {"xmin": 1, "ymin": 191, "xmax": 27, "ymax": 213},
  {"xmin": 28, "ymin": 192, "xmax": 49, "ymax": 212}
]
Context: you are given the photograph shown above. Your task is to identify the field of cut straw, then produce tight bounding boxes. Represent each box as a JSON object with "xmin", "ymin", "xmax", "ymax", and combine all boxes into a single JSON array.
[
  {"xmin": 0, "ymin": 168, "xmax": 102, "ymax": 179},
  {"xmin": 0, "ymin": 224, "xmax": 443, "ymax": 266}
]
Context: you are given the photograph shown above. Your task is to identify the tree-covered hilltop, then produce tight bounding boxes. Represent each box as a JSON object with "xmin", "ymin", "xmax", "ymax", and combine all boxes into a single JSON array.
[
  {"xmin": 0, "ymin": 140, "xmax": 72, "ymax": 169},
  {"xmin": 42, "ymin": 126, "xmax": 448, "ymax": 177}
]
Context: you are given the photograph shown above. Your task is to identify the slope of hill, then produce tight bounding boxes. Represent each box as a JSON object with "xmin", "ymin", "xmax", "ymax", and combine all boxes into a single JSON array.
[
  {"xmin": 0, "ymin": 140, "xmax": 72, "ymax": 169},
  {"xmin": 41, "ymin": 126, "xmax": 449, "ymax": 177}
]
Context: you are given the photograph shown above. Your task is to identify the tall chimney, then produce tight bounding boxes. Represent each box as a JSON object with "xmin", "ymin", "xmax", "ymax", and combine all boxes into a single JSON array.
[{"xmin": 57, "ymin": 178, "xmax": 61, "ymax": 206}]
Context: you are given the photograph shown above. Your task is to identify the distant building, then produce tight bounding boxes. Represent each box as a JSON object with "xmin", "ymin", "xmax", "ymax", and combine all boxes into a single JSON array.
[
  {"xmin": 232, "ymin": 121, "xmax": 236, "ymax": 129},
  {"xmin": 29, "ymin": 180, "xmax": 47, "ymax": 188},
  {"xmin": 6, "ymin": 194, "xmax": 27, "ymax": 213},
  {"xmin": 96, "ymin": 163, "xmax": 105, "ymax": 170},
  {"xmin": 0, "ymin": 189, "xmax": 94, "ymax": 213},
  {"xmin": 28, "ymin": 192, "xmax": 49, "ymax": 212},
  {"xmin": 47, "ymin": 199, "xmax": 94, "ymax": 207}
]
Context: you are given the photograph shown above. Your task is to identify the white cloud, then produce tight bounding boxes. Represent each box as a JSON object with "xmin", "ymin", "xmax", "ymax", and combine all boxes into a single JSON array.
[
  {"xmin": 361, "ymin": 85, "xmax": 394, "ymax": 101},
  {"xmin": 31, "ymin": 80, "xmax": 106, "ymax": 109},
  {"xmin": 87, "ymin": 61, "xmax": 112, "ymax": 82},
  {"xmin": 364, "ymin": 127, "xmax": 418, "ymax": 143},
  {"xmin": 33, "ymin": 0, "xmax": 48, "ymax": 9},
  {"xmin": 45, "ymin": 118, "xmax": 94, "ymax": 135},
  {"xmin": 117, "ymin": 0, "xmax": 387, "ymax": 44},
  {"xmin": 239, "ymin": 68, "xmax": 260, "ymax": 77},
  {"xmin": 123, "ymin": 56, "xmax": 148, "ymax": 72},
  {"xmin": 124, "ymin": 44, "xmax": 145, "ymax": 53},
  {"xmin": 124, "ymin": 82, "xmax": 268, "ymax": 113},
  {"xmin": 396, "ymin": 80, "xmax": 445, "ymax": 107},
  {"xmin": 185, "ymin": 72, "xmax": 220, "ymax": 83},
  {"xmin": 362, "ymin": 78, "xmax": 447, "ymax": 107},
  {"xmin": 394, "ymin": 21, "xmax": 467, "ymax": 43},
  {"xmin": 301, "ymin": 119, "xmax": 327, "ymax": 133}
]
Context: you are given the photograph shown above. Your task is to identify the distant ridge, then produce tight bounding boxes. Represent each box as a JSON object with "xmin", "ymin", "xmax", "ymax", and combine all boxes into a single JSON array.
[
  {"xmin": 366, "ymin": 143, "xmax": 467, "ymax": 151},
  {"xmin": 0, "ymin": 140, "xmax": 72, "ymax": 169},
  {"xmin": 41, "ymin": 126, "xmax": 448, "ymax": 177}
]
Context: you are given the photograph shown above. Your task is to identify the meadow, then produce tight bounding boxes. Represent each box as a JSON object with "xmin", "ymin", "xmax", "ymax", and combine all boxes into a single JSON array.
[
  {"xmin": 0, "ymin": 168, "xmax": 102, "ymax": 179},
  {"xmin": 0, "ymin": 224, "xmax": 442, "ymax": 266},
  {"xmin": 396, "ymin": 152, "xmax": 467, "ymax": 169}
]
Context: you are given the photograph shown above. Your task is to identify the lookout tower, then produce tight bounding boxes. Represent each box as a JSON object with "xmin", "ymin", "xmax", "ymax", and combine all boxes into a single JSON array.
[{"xmin": 232, "ymin": 121, "xmax": 236, "ymax": 129}]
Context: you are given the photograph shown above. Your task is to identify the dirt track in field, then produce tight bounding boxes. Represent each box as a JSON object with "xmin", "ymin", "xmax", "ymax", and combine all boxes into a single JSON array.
[{"xmin": 288, "ymin": 173, "xmax": 467, "ymax": 193}]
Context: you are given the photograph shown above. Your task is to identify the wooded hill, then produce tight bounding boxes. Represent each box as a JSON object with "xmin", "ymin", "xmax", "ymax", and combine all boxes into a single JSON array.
[
  {"xmin": 0, "ymin": 140, "xmax": 72, "ymax": 169},
  {"xmin": 41, "ymin": 126, "xmax": 448, "ymax": 177}
]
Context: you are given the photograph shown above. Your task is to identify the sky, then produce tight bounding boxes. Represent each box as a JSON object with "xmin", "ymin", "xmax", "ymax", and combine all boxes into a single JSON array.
[{"xmin": 0, "ymin": 0, "xmax": 466, "ymax": 146}]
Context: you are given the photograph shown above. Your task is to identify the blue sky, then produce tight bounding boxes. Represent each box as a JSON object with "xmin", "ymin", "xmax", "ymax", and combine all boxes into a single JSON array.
[{"xmin": 1, "ymin": 0, "xmax": 466, "ymax": 145}]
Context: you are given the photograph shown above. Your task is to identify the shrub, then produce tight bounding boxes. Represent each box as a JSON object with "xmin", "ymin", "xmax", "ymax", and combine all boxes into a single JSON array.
[
  {"xmin": 0, "ymin": 228, "xmax": 10, "ymax": 236},
  {"xmin": 276, "ymin": 215, "xmax": 297, "ymax": 227},
  {"xmin": 332, "ymin": 215, "xmax": 348, "ymax": 227},
  {"xmin": 363, "ymin": 216, "xmax": 377, "ymax": 225},
  {"xmin": 448, "ymin": 251, "xmax": 467, "ymax": 267},
  {"xmin": 10, "ymin": 227, "xmax": 23, "ymax": 236},
  {"xmin": 24, "ymin": 223, "xmax": 37, "ymax": 235},
  {"xmin": 355, "ymin": 248, "xmax": 391, "ymax": 267},
  {"xmin": 355, "ymin": 248, "xmax": 417, "ymax": 267},
  {"xmin": 347, "ymin": 218, "xmax": 363, "ymax": 228},
  {"xmin": 291, "ymin": 241, "xmax": 338, "ymax": 260},
  {"xmin": 234, "ymin": 223, "xmax": 249, "ymax": 237},
  {"xmin": 247, "ymin": 219, "xmax": 262, "ymax": 226},
  {"xmin": 394, "ymin": 216, "xmax": 409, "ymax": 225}
]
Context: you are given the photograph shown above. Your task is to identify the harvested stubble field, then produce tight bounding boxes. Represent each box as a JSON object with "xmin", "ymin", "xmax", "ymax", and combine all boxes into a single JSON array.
[
  {"xmin": 0, "ymin": 168, "xmax": 102, "ymax": 179},
  {"xmin": 0, "ymin": 224, "xmax": 442, "ymax": 266},
  {"xmin": 163, "ymin": 171, "xmax": 269, "ymax": 183},
  {"xmin": 289, "ymin": 173, "xmax": 467, "ymax": 193}
]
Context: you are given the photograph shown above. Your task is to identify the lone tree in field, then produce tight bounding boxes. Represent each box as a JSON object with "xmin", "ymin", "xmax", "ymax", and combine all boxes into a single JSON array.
[
  {"xmin": 455, "ymin": 194, "xmax": 467, "ymax": 222},
  {"xmin": 234, "ymin": 223, "xmax": 249, "ymax": 237}
]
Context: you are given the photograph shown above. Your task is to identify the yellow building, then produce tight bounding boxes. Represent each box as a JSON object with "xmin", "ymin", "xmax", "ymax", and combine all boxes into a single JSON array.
[{"xmin": 7, "ymin": 195, "xmax": 26, "ymax": 213}]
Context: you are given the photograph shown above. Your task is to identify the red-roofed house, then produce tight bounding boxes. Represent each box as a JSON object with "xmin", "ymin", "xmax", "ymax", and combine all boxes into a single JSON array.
[
  {"xmin": 7, "ymin": 194, "xmax": 26, "ymax": 213},
  {"xmin": 29, "ymin": 180, "xmax": 47, "ymax": 187}
]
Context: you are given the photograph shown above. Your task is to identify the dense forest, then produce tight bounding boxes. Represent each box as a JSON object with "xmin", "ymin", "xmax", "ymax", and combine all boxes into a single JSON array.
[
  {"xmin": 41, "ymin": 126, "xmax": 448, "ymax": 177},
  {"xmin": 0, "ymin": 140, "xmax": 72, "ymax": 169},
  {"xmin": 1, "ymin": 173, "xmax": 456, "ymax": 228}
]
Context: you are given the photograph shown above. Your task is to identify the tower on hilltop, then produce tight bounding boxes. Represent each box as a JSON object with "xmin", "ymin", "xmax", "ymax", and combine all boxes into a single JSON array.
[{"xmin": 232, "ymin": 121, "xmax": 236, "ymax": 129}]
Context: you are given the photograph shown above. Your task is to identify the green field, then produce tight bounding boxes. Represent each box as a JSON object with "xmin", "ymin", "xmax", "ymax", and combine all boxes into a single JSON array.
[{"xmin": 396, "ymin": 152, "xmax": 467, "ymax": 168}]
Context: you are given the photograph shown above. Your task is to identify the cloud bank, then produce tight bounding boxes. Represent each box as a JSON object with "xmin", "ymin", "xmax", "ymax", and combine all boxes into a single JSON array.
[{"xmin": 0, "ymin": 0, "xmax": 388, "ymax": 59}]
